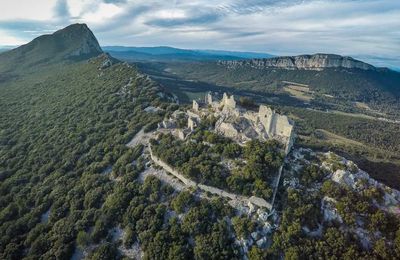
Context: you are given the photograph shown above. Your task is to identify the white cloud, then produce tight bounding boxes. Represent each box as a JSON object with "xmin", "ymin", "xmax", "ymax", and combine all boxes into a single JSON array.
[
  {"xmin": 67, "ymin": 0, "xmax": 97, "ymax": 17},
  {"xmin": 0, "ymin": 0, "xmax": 399, "ymax": 67},
  {"xmin": 153, "ymin": 9, "xmax": 187, "ymax": 19},
  {"xmin": 0, "ymin": 0, "xmax": 56, "ymax": 21},
  {"xmin": 77, "ymin": 2, "xmax": 123, "ymax": 24},
  {"xmin": 0, "ymin": 29, "xmax": 25, "ymax": 45}
]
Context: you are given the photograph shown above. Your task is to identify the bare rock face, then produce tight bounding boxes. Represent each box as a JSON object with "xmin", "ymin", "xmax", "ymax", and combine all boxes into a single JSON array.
[
  {"xmin": 55, "ymin": 23, "xmax": 103, "ymax": 58},
  {"xmin": 219, "ymin": 54, "xmax": 376, "ymax": 71}
]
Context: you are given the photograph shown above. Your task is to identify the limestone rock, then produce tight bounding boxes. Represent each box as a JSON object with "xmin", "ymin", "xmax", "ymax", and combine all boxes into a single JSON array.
[
  {"xmin": 100, "ymin": 59, "xmax": 112, "ymax": 69},
  {"xmin": 219, "ymin": 54, "xmax": 376, "ymax": 71}
]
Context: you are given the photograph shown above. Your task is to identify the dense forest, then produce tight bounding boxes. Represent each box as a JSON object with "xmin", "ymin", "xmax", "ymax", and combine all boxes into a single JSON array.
[{"xmin": 0, "ymin": 55, "xmax": 172, "ymax": 258}]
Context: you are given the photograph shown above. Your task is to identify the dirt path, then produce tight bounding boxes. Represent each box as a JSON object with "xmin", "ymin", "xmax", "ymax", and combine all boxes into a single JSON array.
[
  {"xmin": 138, "ymin": 166, "xmax": 186, "ymax": 191},
  {"xmin": 126, "ymin": 128, "xmax": 152, "ymax": 148}
]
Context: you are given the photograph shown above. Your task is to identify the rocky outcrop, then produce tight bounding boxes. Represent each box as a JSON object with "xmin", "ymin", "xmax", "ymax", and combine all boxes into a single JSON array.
[
  {"xmin": 218, "ymin": 54, "xmax": 376, "ymax": 71},
  {"xmin": 55, "ymin": 23, "xmax": 103, "ymax": 58}
]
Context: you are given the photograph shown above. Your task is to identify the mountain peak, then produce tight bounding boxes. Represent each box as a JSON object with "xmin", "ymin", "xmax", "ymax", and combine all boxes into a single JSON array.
[
  {"xmin": 0, "ymin": 23, "xmax": 102, "ymax": 71},
  {"xmin": 218, "ymin": 53, "xmax": 377, "ymax": 71},
  {"xmin": 42, "ymin": 23, "xmax": 102, "ymax": 58}
]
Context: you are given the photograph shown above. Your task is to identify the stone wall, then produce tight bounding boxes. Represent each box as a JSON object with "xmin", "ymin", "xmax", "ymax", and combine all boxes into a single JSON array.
[
  {"xmin": 258, "ymin": 105, "xmax": 294, "ymax": 146},
  {"xmin": 188, "ymin": 117, "xmax": 197, "ymax": 131},
  {"xmin": 258, "ymin": 105, "xmax": 274, "ymax": 134},
  {"xmin": 149, "ymin": 146, "xmax": 272, "ymax": 210},
  {"xmin": 270, "ymin": 165, "xmax": 284, "ymax": 207},
  {"xmin": 273, "ymin": 115, "xmax": 293, "ymax": 137},
  {"xmin": 149, "ymin": 147, "xmax": 197, "ymax": 187}
]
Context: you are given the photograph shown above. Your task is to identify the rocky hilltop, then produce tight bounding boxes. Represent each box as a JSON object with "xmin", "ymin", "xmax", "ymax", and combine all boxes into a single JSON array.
[
  {"xmin": 218, "ymin": 54, "xmax": 377, "ymax": 71},
  {"xmin": 53, "ymin": 23, "xmax": 103, "ymax": 57},
  {"xmin": 0, "ymin": 23, "xmax": 102, "ymax": 72}
]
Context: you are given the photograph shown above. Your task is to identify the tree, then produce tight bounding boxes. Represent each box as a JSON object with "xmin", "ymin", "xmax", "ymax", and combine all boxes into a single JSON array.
[
  {"xmin": 76, "ymin": 231, "xmax": 91, "ymax": 250},
  {"xmin": 368, "ymin": 210, "xmax": 387, "ymax": 232},
  {"xmin": 168, "ymin": 243, "xmax": 189, "ymax": 260},
  {"xmin": 248, "ymin": 246, "xmax": 265, "ymax": 260},
  {"xmin": 254, "ymin": 179, "xmax": 273, "ymax": 199},
  {"xmin": 373, "ymin": 238, "xmax": 389, "ymax": 259},
  {"xmin": 87, "ymin": 243, "xmax": 120, "ymax": 260},
  {"xmin": 232, "ymin": 216, "xmax": 255, "ymax": 238},
  {"xmin": 222, "ymin": 143, "xmax": 242, "ymax": 158},
  {"xmin": 123, "ymin": 226, "xmax": 135, "ymax": 247},
  {"xmin": 284, "ymin": 246, "xmax": 299, "ymax": 260},
  {"xmin": 171, "ymin": 191, "xmax": 193, "ymax": 213},
  {"xmin": 395, "ymin": 228, "xmax": 400, "ymax": 258}
]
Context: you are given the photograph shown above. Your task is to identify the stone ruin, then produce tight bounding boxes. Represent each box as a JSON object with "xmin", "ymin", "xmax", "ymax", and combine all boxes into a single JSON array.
[
  {"xmin": 188, "ymin": 117, "xmax": 198, "ymax": 131},
  {"xmin": 206, "ymin": 92, "xmax": 213, "ymax": 104},
  {"xmin": 192, "ymin": 92, "xmax": 295, "ymax": 154},
  {"xmin": 158, "ymin": 92, "xmax": 295, "ymax": 153},
  {"xmin": 192, "ymin": 100, "xmax": 199, "ymax": 112},
  {"xmin": 204, "ymin": 92, "xmax": 236, "ymax": 111},
  {"xmin": 221, "ymin": 92, "xmax": 236, "ymax": 110}
]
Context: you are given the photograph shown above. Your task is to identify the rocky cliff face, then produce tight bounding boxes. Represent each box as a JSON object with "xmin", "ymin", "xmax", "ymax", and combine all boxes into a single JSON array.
[
  {"xmin": 218, "ymin": 54, "xmax": 376, "ymax": 71},
  {"xmin": 53, "ymin": 23, "xmax": 103, "ymax": 57}
]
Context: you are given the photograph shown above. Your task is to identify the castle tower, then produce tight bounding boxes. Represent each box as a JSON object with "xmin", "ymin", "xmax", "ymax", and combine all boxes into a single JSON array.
[
  {"xmin": 258, "ymin": 105, "xmax": 274, "ymax": 135},
  {"xmin": 222, "ymin": 93, "xmax": 228, "ymax": 103},
  {"xmin": 205, "ymin": 92, "xmax": 213, "ymax": 105},
  {"xmin": 192, "ymin": 100, "xmax": 199, "ymax": 111},
  {"xmin": 221, "ymin": 93, "xmax": 236, "ymax": 110}
]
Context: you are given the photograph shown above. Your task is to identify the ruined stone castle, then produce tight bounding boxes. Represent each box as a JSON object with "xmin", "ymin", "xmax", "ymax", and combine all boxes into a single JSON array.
[
  {"xmin": 196, "ymin": 92, "xmax": 295, "ymax": 154},
  {"xmin": 158, "ymin": 92, "xmax": 295, "ymax": 154}
]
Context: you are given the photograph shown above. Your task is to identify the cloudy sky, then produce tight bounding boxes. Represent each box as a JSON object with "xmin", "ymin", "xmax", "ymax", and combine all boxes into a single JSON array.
[{"xmin": 0, "ymin": 0, "xmax": 399, "ymax": 68}]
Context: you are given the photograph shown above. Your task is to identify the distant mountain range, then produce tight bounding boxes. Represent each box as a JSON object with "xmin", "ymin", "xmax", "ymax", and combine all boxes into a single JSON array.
[
  {"xmin": 102, "ymin": 46, "xmax": 273, "ymax": 62},
  {"xmin": 2, "ymin": 41, "xmax": 398, "ymax": 70}
]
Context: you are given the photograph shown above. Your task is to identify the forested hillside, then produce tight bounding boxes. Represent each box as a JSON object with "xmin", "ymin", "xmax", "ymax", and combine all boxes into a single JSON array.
[
  {"xmin": 0, "ymin": 24, "xmax": 245, "ymax": 259},
  {"xmin": 0, "ymin": 52, "xmax": 171, "ymax": 258},
  {"xmin": 163, "ymin": 61, "xmax": 400, "ymax": 115},
  {"xmin": 102, "ymin": 46, "xmax": 273, "ymax": 62}
]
